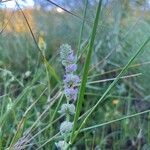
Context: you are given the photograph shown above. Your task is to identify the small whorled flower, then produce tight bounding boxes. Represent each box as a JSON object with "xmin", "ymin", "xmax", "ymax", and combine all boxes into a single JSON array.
[
  {"xmin": 60, "ymin": 45, "xmax": 76, "ymax": 64},
  {"xmin": 60, "ymin": 121, "xmax": 73, "ymax": 135},
  {"xmin": 67, "ymin": 53, "xmax": 76, "ymax": 62},
  {"xmin": 62, "ymin": 54, "xmax": 77, "ymax": 66},
  {"xmin": 60, "ymin": 44, "xmax": 77, "ymax": 66},
  {"xmin": 64, "ymin": 87, "xmax": 78, "ymax": 101},
  {"xmin": 64, "ymin": 74, "xmax": 80, "ymax": 87},
  {"xmin": 65, "ymin": 64, "xmax": 77, "ymax": 73},
  {"xmin": 58, "ymin": 103, "xmax": 75, "ymax": 115},
  {"xmin": 60, "ymin": 44, "xmax": 72, "ymax": 59}
]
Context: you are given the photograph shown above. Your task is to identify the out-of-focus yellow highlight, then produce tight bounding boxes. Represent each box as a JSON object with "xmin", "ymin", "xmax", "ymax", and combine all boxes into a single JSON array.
[
  {"xmin": 0, "ymin": 9, "xmax": 35, "ymax": 33},
  {"xmin": 112, "ymin": 99, "xmax": 120, "ymax": 105}
]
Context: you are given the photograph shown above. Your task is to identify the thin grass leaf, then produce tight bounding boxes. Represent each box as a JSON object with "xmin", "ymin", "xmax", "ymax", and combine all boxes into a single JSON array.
[
  {"xmin": 81, "ymin": 109, "xmax": 150, "ymax": 132},
  {"xmin": 87, "ymin": 73, "xmax": 142, "ymax": 84},
  {"xmin": 46, "ymin": 0, "xmax": 83, "ymax": 20},
  {"xmin": 70, "ymin": 0, "xmax": 103, "ymax": 143},
  {"xmin": 25, "ymin": 90, "xmax": 62, "ymax": 135},
  {"xmin": 27, "ymin": 115, "xmax": 64, "ymax": 144},
  {"xmin": 0, "ymin": 86, "xmax": 30, "ymax": 126},
  {"xmin": 36, "ymin": 132, "xmax": 60, "ymax": 150},
  {"xmin": 0, "ymin": 72, "xmax": 41, "ymax": 127},
  {"xmin": 77, "ymin": 0, "xmax": 88, "ymax": 57},
  {"xmin": 8, "ymin": 88, "xmax": 48, "ymax": 149},
  {"xmin": 88, "ymin": 61, "xmax": 150, "ymax": 79},
  {"xmin": 0, "ymin": 8, "xmax": 15, "ymax": 35},
  {"xmin": 16, "ymin": 2, "xmax": 60, "ymax": 83},
  {"xmin": 71, "ymin": 36, "xmax": 150, "ymax": 143}
]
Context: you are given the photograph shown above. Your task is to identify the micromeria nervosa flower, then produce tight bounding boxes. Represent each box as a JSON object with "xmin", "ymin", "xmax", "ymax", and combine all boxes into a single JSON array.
[
  {"xmin": 67, "ymin": 53, "xmax": 75, "ymax": 61},
  {"xmin": 64, "ymin": 74, "xmax": 80, "ymax": 87},
  {"xmin": 65, "ymin": 64, "xmax": 77, "ymax": 73},
  {"xmin": 62, "ymin": 53, "xmax": 77, "ymax": 66},
  {"xmin": 60, "ymin": 44, "xmax": 76, "ymax": 60},
  {"xmin": 60, "ymin": 44, "xmax": 72, "ymax": 60},
  {"xmin": 57, "ymin": 44, "xmax": 79, "ymax": 149},
  {"xmin": 60, "ymin": 44, "xmax": 77, "ymax": 66},
  {"xmin": 64, "ymin": 87, "xmax": 78, "ymax": 101}
]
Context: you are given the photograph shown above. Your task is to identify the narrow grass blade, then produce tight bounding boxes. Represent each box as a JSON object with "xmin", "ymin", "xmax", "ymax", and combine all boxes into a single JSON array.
[
  {"xmin": 77, "ymin": 0, "xmax": 88, "ymax": 57},
  {"xmin": 81, "ymin": 109, "xmax": 150, "ymax": 132},
  {"xmin": 16, "ymin": 2, "xmax": 60, "ymax": 83},
  {"xmin": 8, "ymin": 88, "xmax": 47, "ymax": 149},
  {"xmin": 0, "ymin": 74, "xmax": 41, "ymax": 127},
  {"xmin": 71, "ymin": 36, "xmax": 150, "ymax": 143},
  {"xmin": 46, "ymin": 0, "xmax": 83, "ymax": 20},
  {"xmin": 70, "ymin": 0, "xmax": 103, "ymax": 143},
  {"xmin": 0, "ymin": 86, "xmax": 30, "ymax": 126},
  {"xmin": 36, "ymin": 132, "xmax": 60, "ymax": 150}
]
